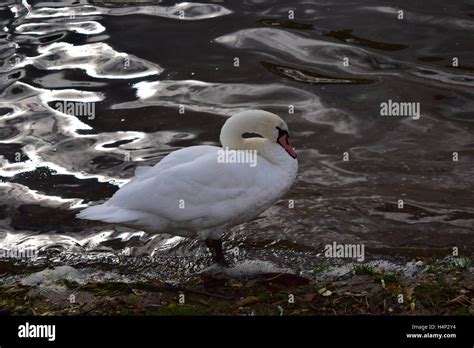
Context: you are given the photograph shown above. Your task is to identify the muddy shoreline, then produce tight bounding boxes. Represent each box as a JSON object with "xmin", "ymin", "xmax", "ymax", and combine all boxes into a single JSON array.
[{"xmin": 1, "ymin": 256, "xmax": 471, "ymax": 316}]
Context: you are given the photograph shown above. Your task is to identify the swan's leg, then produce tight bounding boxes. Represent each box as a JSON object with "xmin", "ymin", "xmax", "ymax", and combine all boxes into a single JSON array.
[{"xmin": 205, "ymin": 238, "xmax": 228, "ymax": 267}]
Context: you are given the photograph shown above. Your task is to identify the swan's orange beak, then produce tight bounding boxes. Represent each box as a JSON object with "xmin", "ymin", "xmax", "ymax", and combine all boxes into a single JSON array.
[{"xmin": 277, "ymin": 131, "xmax": 297, "ymax": 159}]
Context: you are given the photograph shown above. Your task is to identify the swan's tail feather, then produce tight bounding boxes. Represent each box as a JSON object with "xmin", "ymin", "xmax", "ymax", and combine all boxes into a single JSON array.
[{"xmin": 76, "ymin": 204, "xmax": 144, "ymax": 224}]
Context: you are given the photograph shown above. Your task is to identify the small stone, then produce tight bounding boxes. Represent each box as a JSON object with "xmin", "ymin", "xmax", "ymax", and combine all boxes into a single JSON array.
[
  {"xmin": 236, "ymin": 296, "xmax": 260, "ymax": 307},
  {"xmin": 322, "ymin": 290, "xmax": 332, "ymax": 297}
]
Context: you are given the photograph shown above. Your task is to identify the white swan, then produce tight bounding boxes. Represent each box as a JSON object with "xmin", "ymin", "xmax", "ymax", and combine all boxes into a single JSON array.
[{"xmin": 77, "ymin": 110, "xmax": 298, "ymax": 265}]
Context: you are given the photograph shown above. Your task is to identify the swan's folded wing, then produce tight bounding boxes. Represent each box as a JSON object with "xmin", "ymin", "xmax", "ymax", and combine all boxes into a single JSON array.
[
  {"xmin": 134, "ymin": 145, "xmax": 218, "ymax": 180},
  {"xmin": 106, "ymin": 151, "xmax": 275, "ymax": 225}
]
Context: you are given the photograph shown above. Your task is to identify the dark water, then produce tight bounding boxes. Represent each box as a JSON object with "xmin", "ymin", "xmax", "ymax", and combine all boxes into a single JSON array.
[{"xmin": 0, "ymin": 0, "xmax": 473, "ymax": 283}]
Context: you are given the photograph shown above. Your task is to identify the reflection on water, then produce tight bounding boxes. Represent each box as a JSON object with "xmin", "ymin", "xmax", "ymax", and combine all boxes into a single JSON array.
[{"xmin": 0, "ymin": 0, "xmax": 473, "ymax": 283}]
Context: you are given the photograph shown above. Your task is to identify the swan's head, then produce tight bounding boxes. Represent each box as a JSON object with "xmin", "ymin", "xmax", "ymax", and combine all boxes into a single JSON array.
[{"xmin": 220, "ymin": 110, "xmax": 297, "ymax": 160}]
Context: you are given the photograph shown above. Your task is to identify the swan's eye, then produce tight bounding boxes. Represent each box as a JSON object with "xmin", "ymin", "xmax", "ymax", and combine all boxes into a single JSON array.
[{"xmin": 242, "ymin": 132, "xmax": 264, "ymax": 139}]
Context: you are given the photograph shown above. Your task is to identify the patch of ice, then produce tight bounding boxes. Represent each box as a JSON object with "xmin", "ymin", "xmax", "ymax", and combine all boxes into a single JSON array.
[
  {"xmin": 311, "ymin": 259, "xmax": 426, "ymax": 279},
  {"xmin": 20, "ymin": 265, "xmax": 84, "ymax": 286}
]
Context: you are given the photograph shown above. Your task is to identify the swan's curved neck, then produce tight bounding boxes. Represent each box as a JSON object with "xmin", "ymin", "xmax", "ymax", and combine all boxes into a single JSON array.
[{"xmin": 219, "ymin": 114, "xmax": 287, "ymax": 165}]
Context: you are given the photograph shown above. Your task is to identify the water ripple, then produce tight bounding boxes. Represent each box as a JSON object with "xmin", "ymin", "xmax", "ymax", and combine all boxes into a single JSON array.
[{"xmin": 0, "ymin": 0, "xmax": 473, "ymax": 282}]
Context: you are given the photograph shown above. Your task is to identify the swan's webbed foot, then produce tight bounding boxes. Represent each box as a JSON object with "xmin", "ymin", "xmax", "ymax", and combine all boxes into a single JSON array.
[{"xmin": 205, "ymin": 238, "xmax": 229, "ymax": 267}]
